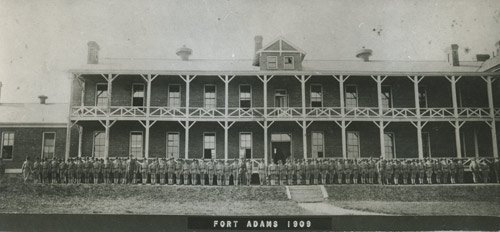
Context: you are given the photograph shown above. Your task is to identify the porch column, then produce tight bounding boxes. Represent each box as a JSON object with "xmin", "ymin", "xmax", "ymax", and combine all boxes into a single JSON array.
[
  {"xmin": 446, "ymin": 75, "xmax": 463, "ymax": 158},
  {"xmin": 483, "ymin": 76, "xmax": 499, "ymax": 158},
  {"xmin": 140, "ymin": 74, "xmax": 159, "ymax": 159},
  {"xmin": 257, "ymin": 121, "xmax": 274, "ymax": 165},
  {"xmin": 78, "ymin": 125, "xmax": 83, "ymax": 157},
  {"xmin": 218, "ymin": 121, "xmax": 235, "ymax": 161},
  {"xmin": 257, "ymin": 75, "xmax": 274, "ymax": 164},
  {"xmin": 296, "ymin": 121, "xmax": 312, "ymax": 160},
  {"xmin": 408, "ymin": 76, "xmax": 425, "ymax": 158},
  {"xmin": 100, "ymin": 120, "xmax": 116, "ymax": 158},
  {"xmin": 332, "ymin": 75, "xmax": 350, "ymax": 116},
  {"xmin": 101, "ymin": 74, "xmax": 119, "ymax": 113},
  {"xmin": 474, "ymin": 128, "xmax": 479, "ymax": 157},
  {"xmin": 180, "ymin": 75, "xmax": 197, "ymax": 118},
  {"xmin": 334, "ymin": 121, "xmax": 351, "ymax": 159},
  {"xmin": 371, "ymin": 75, "xmax": 388, "ymax": 158},
  {"xmin": 179, "ymin": 121, "xmax": 195, "ymax": 159},
  {"xmin": 218, "ymin": 75, "xmax": 236, "ymax": 116}
]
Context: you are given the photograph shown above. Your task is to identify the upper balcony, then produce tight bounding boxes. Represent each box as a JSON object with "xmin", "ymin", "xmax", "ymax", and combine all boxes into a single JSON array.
[{"xmin": 70, "ymin": 106, "xmax": 497, "ymax": 122}]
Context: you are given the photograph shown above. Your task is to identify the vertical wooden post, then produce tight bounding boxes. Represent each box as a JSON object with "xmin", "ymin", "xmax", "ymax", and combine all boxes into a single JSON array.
[
  {"xmin": 144, "ymin": 121, "xmax": 150, "ymax": 159},
  {"xmin": 107, "ymin": 74, "xmax": 113, "ymax": 113},
  {"xmin": 454, "ymin": 121, "xmax": 462, "ymax": 158},
  {"xmin": 341, "ymin": 121, "xmax": 347, "ymax": 159},
  {"xmin": 104, "ymin": 120, "xmax": 110, "ymax": 158},
  {"xmin": 411, "ymin": 76, "xmax": 424, "ymax": 159},
  {"xmin": 264, "ymin": 121, "xmax": 268, "ymax": 165},
  {"xmin": 78, "ymin": 125, "xmax": 83, "ymax": 157},
  {"xmin": 448, "ymin": 76, "xmax": 463, "ymax": 158},
  {"xmin": 473, "ymin": 128, "xmax": 479, "ymax": 158},
  {"xmin": 144, "ymin": 74, "xmax": 152, "ymax": 159},
  {"xmin": 302, "ymin": 121, "xmax": 307, "ymax": 160},
  {"xmin": 184, "ymin": 121, "xmax": 190, "ymax": 159},
  {"xmin": 224, "ymin": 121, "xmax": 229, "ymax": 161},
  {"xmin": 486, "ymin": 76, "xmax": 499, "ymax": 158},
  {"xmin": 379, "ymin": 121, "xmax": 386, "ymax": 158}
]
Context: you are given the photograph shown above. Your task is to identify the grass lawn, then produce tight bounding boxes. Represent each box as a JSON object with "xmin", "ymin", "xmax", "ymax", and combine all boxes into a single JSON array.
[{"xmin": 332, "ymin": 201, "xmax": 500, "ymax": 216}]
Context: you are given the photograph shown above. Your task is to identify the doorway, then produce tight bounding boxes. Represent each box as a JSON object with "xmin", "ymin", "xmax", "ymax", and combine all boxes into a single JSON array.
[{"xmin": 271, "ymin": 133, "xmax": 292, "ymax": 164}]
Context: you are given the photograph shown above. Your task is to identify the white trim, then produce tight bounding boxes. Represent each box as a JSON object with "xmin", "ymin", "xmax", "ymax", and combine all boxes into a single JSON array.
[
  {"xmin": 0, "ymin": 123, "xmax": 67, "ymax": 128},
  {"xmin": 92, "ymin": 131, "xmax": 105, "ymax": 158},
  {"xmin": 166, "ymin": 132, "xmax": 180, "ymax": 159},
  {"xmin": 203, "ymin": 132, "xmax": 216, "ymax": 159},
  {"xmin": 381, "ymin": 85, "xmax": 393, "ymax": 108},
  {"xmin": 203, "ymin": 84, "xmax": 217, "ymax": 108},
  {"xmin": 239, "ymin": 132, "xmax": 253, "ymax": 159},
  {"xmin": 168, "ymin": 84, "xmax": 182, "ymax": 108},
  {"xmin": 344, "ymin": 84, "xmax": 358, "ymax": 108},
  {"xmin": 41, "ymin": 132, "xmax": 56, "ymax": 159},
  {"xmin": 1, "ymin": 131, "xmax": 15, "ymax": 160},
  {"xmin": 131, "ymin": 83, "xmax": 145, "ymax": 107},
  {"xmin": 283, "ymin": 56, "xmax": 295, "ymax": 70},
  {"xmin": 129, "ymin": 131, "xmax": 144, "ymax": 158},
  {"xmin": 346, "ymin": 131, "xmax": 360, "ymax": 158},
  {"xmin": 311, "ymin": 131, "xmax": 325, "ymax": 158},
  {"xmin": 238, "ymin": 84, "xmax": 252, "ymax": 108},
  {"xmin": 384, "ymin": 132, "xmax": 396, "ymax": 158},
  {"xmin": 256, "ymin": 36, "xmax": 307, "ymax": 55},
  {"xmin": 310, "ymin": 84, "xmax": 323, "ymax": 107}
]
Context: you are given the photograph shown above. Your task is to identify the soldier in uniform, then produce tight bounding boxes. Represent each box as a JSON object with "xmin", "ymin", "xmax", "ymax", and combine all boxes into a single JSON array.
[
  {"xmin": 359, "ymin": 159, "xmax": 367, "ymax": 184},
  {"xmin": 198, "ymin": 159, "xmax": 206, "ymax": 185},
  {"xmin": 21, "ymin": 157, "xmax": 32, "ymax": 183},
  {"xmin": 159, "ymin": 158, "xmax": 166, "ymax": 185},
  {"xmin": 290, "ymin": 159, "xmax": 297, "ymax": 185},
  {"xmin": 46, "ymin": 158, "xmax": 53, "ymax": 183},
  {"xmin": 441, "ymin": 159, "xmax": 450, "ymax": 184},
  {"xmin": 258, "ymin": 159, "xmax": 266, "ymax": 185},
  {"xmin": 337, "ymin": 160, "xmax": 345, "ymax": 184},
  {"xmin": 268, "ymin": 160, "xmax": 276, "ymax": 185},
  {"xmin": 51, "ymin": 158, "xmax": 59, "ymax": 184},
  {"xmin": 285, "ymin": 159, "xmax": 292, "ymax": 185},
  {"xmin": 165, "ymin": 158, "xmax": 173, "ymax": 185},
  {"xmin": 303, "ymin": 160, "xmax": 310, "ymax": 185},
  {"xmin": 319, "ymin": 160, "xmax": 328, "ymax": 185},
  {"xmin": 469, "ymin": 158, "xmax": 480, "ymax": 183},
  {"xmin": 385, "ymin": 160, "xmax": 394, "ymax": 185},
  {"xmin": 417, "ymin": 159, "xmax": 425, "ymax": 184},
  {"xmin": 149, "ymin": 158, "xmax": 158, "ymax": 185},
  {"xmin": 352, "ymin": 159, "xmax": 359, "ymax": 184},
  {"xmin": 245, "ymin": 159, "xmax": 253, "ymax": 185},
  {"xmin": 60, "ymin": 159, "xmax": 67, "ymax": 184},
  {"xmin": 368, "ymin": 158, "xmax": 376, "ymax": 184},
  {"xmin": 326, "ymin": 159, "xmax": 334, "ymax": 185},
  {"xmin": 408, "ymin": 160, "xmax": 416, "ymax": 185},
  {"xmin": 296, "ymin": 159, "xmax": 304, "ymax": 185},
  {"xmin": 231, "ymin": 159, "xmax": 239, "ymax": 186},
  {"xmin": 312, "ymin": 159, "xmax": 320, "ymax": 185},
  {"xmin": 344, "ymin": 159, "xmax": 352, "ymax": 184},
  {"xmin": 457, "ymin": 159, "xmax": 464, "ymax": 183},
  {"xmin": 120, "ymin": 158, "xmax": 127, "ymax": 184},
  {"xmin": 276, "ymin": 160, "xmax": 284, "ymax": 185},
  {"xmin": 223, "ymin": 160, "xmax": 231, "ymax": 186},
  {"xmin": 434, "ymin": 159, "xmax": 442, "ymax": 184},
  {"xmin": 449, "ymin": 159, "xmax": 457, "ymax": 184},
  {"xmin": 140, "ymin": 158, "xmax": 148, "ymax": 184},
  {"xmin": 425, "ymin": 159, "xmax": 433, "ymax": 184},
  {"xmin": 92, "ymin": 158, "xmax": 100, "ymax": 184},
  {"xmin": 75, "ymin": 158, "xmax": 82, "ymax": 184},
  {"xmin": 207, "ymin": 159, "xmax": 215, "ymax": 185},
  {"xmin": 32, "ymin": 158, "xmax": 40, "ymax": 184},
  {"xmin": 102, "ymin": 158, "xmax": 109, "ymax": 184},
  {"xmin": 480, "ymin": 160, "xmax": 490, "ymax": 183},
  {"xmin": 191, "ymin": 159, "xmax": 199, "ymax": 185},
  {"xmin": 215, "ymin": 160, "xmax": 223, "ymax": 186},
  {"xmin": 393, "ymin": 160, "xmax": 401, "ymax": 185},
  {"xmin": 493, "ymin": 158, "xmax": 500, "ymax": 183},
  {"xmin": 402, "ymin": 160, "xmax": 410, "ymax": 185}
]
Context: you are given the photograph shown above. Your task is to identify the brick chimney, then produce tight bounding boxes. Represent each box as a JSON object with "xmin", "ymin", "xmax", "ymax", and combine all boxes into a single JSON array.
[
  {"xmin": 252, "ymin": 35, "xmax": 263, "ymax": 66},
  {"xmin": 449, "ymin": 44, "xmax": 460, "ymax": 66},
  {"xmin": 356, "ymin": 47, "xmax": 372, "ymax": 62},
  {"xmin": 176, "ymin": 45, "xmax": 192, "ymax": 61},
  {"xmin": 38, "ymin": 95, "xmax": 48, "ymax": 104},
  {"xmin": 87, "ymin": 41, "xmax": 100, "ymax": 64}
]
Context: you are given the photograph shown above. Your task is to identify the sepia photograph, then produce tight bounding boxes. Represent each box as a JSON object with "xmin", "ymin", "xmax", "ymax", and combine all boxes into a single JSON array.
[{"xmin": 0, "ymin": 0, "xmax": 499, "ymax": 231}]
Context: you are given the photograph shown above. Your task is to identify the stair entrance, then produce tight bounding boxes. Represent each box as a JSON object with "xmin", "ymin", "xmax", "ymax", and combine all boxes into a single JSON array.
[{"xmin": 287, "ymin": 185, "xmax": 327, "ymax": 203}]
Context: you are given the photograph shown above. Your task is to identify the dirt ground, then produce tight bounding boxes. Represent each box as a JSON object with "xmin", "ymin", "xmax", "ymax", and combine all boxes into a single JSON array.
[{"xmin": 332, "ymin": 201, "xmax": 500, "ymax": 216}]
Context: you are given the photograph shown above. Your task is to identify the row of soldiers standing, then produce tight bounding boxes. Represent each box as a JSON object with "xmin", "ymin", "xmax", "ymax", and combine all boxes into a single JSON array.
[{"xmin": 21, "ymin": 156, "xmax": 499, "ymax": 185}]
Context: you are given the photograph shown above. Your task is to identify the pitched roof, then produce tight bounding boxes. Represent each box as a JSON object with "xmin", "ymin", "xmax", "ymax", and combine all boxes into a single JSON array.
[
  {"xmin": 257, "ymin": 36, "xmax": 307, "ymax": 55},
  {"xmin": 0, "ymin": 103, "xmax": 68, "ymax": 126}
]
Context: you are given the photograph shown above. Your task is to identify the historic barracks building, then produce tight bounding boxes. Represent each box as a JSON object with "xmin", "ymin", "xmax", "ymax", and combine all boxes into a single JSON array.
[{"xmin": 1, "ymin": 36, "xmax": 500, "ymax": 172}]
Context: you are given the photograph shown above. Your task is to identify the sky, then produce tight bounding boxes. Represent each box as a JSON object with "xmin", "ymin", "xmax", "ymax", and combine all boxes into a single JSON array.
[{"xmin": 0, "ymin": 0, "xmax": 499, "ymax": 103}]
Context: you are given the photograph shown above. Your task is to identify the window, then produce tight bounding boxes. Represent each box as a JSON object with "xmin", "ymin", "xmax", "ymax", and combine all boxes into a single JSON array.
[
  {"xmin": 346, "ymin": 131, "xmax": 360, "ymax": 158},
  {"xmin": 284, "ymin": 56, "xmax": 294, "ymax": 69},
  {"xmin": 381, "ymin": 85, "xmax": 392, "ymax": 108},
  {"xmin": 418, "ymin": 86, "xmax": 427, "ymax": 108},
  {"xmin": 129, "ymin": 132, "xmax": 143, "ymax": 158},
  {"xmin": 239, "ymin": 85, "xmax": 252, "ymax": 109},
  {"xmin": 384, "ymin": 132, "xmax": 396, "ymax": 158},
  {"xmin": 204, "ymin": 85, "xmax": 216, "ymax": 108},
  {"xmin": 93, "ymin": 131, "xmax": 105, "ymax": 158},
  {"xmin": 132, "ymin": 84, "xmax": 145, "ymax": 107},
  {"xmin": 203, "ymin": 133, "xmax": 216, "ymax": 159},
  {"xmin": 422, "ymin": 132, "xmax": 431, "ymax": 158},
  {"xmin": 345, "ymin": 85, "xmax": 358, "ymax": 108},
  {"xmin": 311, "ymin": 132, "xmax": 324, "ymax": 158},
  {"xmin": 42, "ymin": 132, "xmax": 56, "ymax": 159},
  {"xmin": 274, "ymin": 89, "xmax": 288, "ymax": 108},
  {"xmin": 168, "ymin": 85, "xmax": 181, "ymax": 108},
  {"xmin": 1, "ymin": 132, "xmax": 14, "ymax": 159},
  {"xmin": 310, "ymin": 84, "xmax": 323, "ymax": 107},
  {"xmin": 96, "ymin": 84, "xmax": 108, "ymax": 107},
  {"xmin": 239, "ymin": 133, "xmax": 252, "ymax": 159},
  {"xmin": 166, "ymin": 133, "xmax": 180, "ymax": 158},
  {"xmin": 267, "ymin": 56, "xmax": 277, "ymax": 69}
]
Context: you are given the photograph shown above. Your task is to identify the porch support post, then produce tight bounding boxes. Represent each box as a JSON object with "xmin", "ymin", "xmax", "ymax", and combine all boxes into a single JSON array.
[
  {"xmin": 257, "ymin": 121, "xmax": 274, "ymax": 165},
  {"xmin": 218, "ymin": 121, "xmax": 235, "ymax": 161},
  {"xmin": 78, "ymin": 125, "xmax": 83, "ymax": 158},
  {"xmin": 474, "ymin": 128, "xmax": 479, "ymax": 158},
  {"xmin": 99, "ymin": 120, "xmax": 115, "ymax": 158},
  {"xmin": 140, "ymin": 74, "xmax": 158, "ymax": 159},
  {"xmin": 379, "ymin": 121, "xmax": 386, "ymax": 158},
  {"xmin": 185, "ymin": 122, "xmax": 189, "ymax": 159},
  {"xmin": 483, "ymin": 76, "xmax": 498, "ymax": 158},
  {"xmin": 446, "ymin": 75, "xmax": 463, "ymax": 158},
  {"xmin": 334, "ymin": 120, "xmax": 351, "ymax": 159},
  {"xmin": 371, "ymin": 75, "xmax": 388, "ymax": 158},
  {"xmin": 144, "ymin": 121, "xmax": 150, "ymax": 158},
  {"xmin": 408, "ymin": 75, "xmax": 425, "ymax": 158},
  {"xmin": 101, "ymin": 74, "xmax": 119, "ymax": 113},
  {"xmin": 332, "ymin": 75, "xmax": 350, "ymax": 116},
  {"xmin": 218, "ymin": 75, "xmax": 235, "ymax": 117},
  {"xmin": 180, "ymin": 75, "xmax": 196, "ymax": 118},
  {"xmin": 296, "ymin": 121, "xmax": 312, "ymax": 160}
]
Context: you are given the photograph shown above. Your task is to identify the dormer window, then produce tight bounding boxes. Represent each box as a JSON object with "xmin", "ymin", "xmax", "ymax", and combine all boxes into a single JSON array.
[
  {"xmin": 284, "ymin": 56, "xmax": 294, "ymax": 69},
  {"xmin": 267, "ymin": 56, "xmax": 277, "ymax": 69}
]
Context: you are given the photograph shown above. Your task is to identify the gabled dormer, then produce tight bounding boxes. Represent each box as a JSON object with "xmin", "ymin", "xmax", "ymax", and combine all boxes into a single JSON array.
[{"xmin": 252, "ymin": 36, "xmax": 306, "ymax": 71}]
